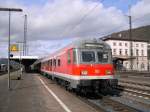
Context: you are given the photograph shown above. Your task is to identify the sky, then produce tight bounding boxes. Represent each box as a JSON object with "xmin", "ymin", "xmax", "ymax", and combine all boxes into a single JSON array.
[{"xmin": 0, "ymin": 0, "xmax": 150, "ymax": 58}]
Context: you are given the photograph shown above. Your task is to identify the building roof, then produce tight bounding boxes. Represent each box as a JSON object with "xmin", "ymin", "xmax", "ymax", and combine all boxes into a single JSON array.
[
  {"xmin": 11, "ymin": 56, "xmax": 39, "ymax": 60},
  {"xmin": 102, "ymin": 37, "xmax": 148, "ymax": 42},
  {"xmin": 101, "ymin": 25, "xmax": 150, "ymax": 42},
  {"xmin": 101, "ymin": 34, "xmax": 148, "ymax": 42}
]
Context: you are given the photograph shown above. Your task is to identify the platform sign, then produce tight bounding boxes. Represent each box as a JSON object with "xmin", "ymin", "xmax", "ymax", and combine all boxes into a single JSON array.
[{"xmin": 10, "ymin": 44, "xmax": 19, "ymax": 52}]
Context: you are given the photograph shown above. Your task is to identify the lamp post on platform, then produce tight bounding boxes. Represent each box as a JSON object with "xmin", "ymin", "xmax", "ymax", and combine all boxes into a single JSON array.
[
  {"xmin": 23, "ymin": 14, "xmax": 27, "ymax": 56},
  {"xmin": 0, "ymin": 8, "xmax": 23, "ymax": 90}
]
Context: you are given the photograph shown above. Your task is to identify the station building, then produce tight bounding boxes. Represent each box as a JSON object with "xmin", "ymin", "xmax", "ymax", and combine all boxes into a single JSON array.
[
  {"xmin": 101, "ymin": 34, "xmax": 149, "ymax": 71},
  {"xmin": 11, "ymin": 56, "xmax": 39, "ymax": 72}
]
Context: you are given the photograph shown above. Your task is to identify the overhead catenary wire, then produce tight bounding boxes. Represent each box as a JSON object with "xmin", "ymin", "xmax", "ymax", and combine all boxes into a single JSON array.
[
  {"xmin": 99, "ymin": 12, "xmax": 150, "ymax": 38},
  {"xmin": 60, "ymin": 0, "xmax": 150, "ymax": 39},
  {"xmin": 60, "ymin": 0, "xmax": 105, "ymax": 38},
  {"xmin": 132, "ymin": 12, "xmax": 150, "ymax": 23}
]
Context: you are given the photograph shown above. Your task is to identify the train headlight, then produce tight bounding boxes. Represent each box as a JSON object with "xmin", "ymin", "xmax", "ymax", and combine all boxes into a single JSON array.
[
  {"xmin": 81, "ymin": 70, "xmax": 88, "ymax": 76},
  {"xmin": 106, "ymin": 70, "xmax": 111, "ymax": 75},
  {"xmin": 95, "ymin": 69, "xmax": 100, "ymax": 74}
]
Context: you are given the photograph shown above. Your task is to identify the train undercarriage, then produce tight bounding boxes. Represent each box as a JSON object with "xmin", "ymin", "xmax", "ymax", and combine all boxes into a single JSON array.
[
  {"xmin": 74, "ymin": 79, "xmax": 118, "ymax": 95},
  {"xmin": 42, "ymin": 71, "xmax": 118, "ymax": 95}
]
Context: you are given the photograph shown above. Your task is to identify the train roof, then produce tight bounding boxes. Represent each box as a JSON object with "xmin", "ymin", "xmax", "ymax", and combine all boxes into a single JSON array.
[
  {"xmin": 34, "ymin": 38, "xmax": 111, "ymax": 63},
  {"xmin": 70, "ymin": 38, "xmax": 111, "ymax": 49}
]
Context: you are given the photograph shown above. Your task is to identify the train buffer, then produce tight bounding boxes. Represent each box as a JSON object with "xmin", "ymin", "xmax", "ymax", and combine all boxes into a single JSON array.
[{"xmin": 0, "ymin": 73, "xmax": 101, "ymax": 112}]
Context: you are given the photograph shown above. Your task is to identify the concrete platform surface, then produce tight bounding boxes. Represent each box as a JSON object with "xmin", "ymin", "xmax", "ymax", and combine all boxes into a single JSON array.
[{"xmin": 0, "ymin": 73, "xmax": 101, "ymax": 112}]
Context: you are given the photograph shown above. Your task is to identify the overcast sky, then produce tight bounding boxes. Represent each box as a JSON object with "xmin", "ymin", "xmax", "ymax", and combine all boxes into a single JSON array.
[{"xmin": 0, "ymin": 0, "xmax": 150, "ymax": 58}]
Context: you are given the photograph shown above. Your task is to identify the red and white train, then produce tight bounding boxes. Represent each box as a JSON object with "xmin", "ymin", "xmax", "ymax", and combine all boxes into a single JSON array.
[{"xmin": 33, "ymin": 38, "xmax": 118, "ymax": 93}]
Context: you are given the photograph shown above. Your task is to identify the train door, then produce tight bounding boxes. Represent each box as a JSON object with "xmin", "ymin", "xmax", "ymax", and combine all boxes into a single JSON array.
[
  {"xmin": 67, "ymin": 49, "xmax": 73, "ymax": 74},
  {"xmin": 49, "ymin": 59, "xmax": 52, "ymax": 71},
  {"xmin": 52, "ymin": 58, "xmax": 56, "ymax": 73}
]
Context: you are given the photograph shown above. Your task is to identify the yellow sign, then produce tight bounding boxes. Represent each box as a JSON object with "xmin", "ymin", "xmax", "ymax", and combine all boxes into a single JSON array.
[{"xmin": 10, "ymin": 44, "xmax": 19, "ymax": 52}]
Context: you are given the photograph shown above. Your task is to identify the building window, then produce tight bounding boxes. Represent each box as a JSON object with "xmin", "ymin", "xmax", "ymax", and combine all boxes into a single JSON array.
[
  {"xmin": 113, "ymin": 49, "xmax": 116, "ymax": 55},
  {"xmin": 136, "ymin": 44, "xmax": 139, "ymax": 47},
  {"xmin": 141, "ymin": 63, "xmax": 145, "ymax": 69},
  {"xmin": 125, "ymin": 43, "xmax": 128, "ymax": 47},
  {"xmin": 141, "ymin": 44, "xmax": 144, "ymax": 47},
  {"xmin": 113, "ymin": 42, "xmax": 116, "ymax": 46},
  {"xmin": 136, "ymin": 49, "xmax": 139, "ymax": 56},
  {"xmin": 125, "ymin": 49, "xmax": 128, "ymax": 55},
  {"xmin": 141, "ymin": 50, "xmax": 144, "ymax": 56},
  {"xmin": 119, "ymin": 42, "xmax": 122, "ymax": 46},
  {"xmin": 125, "ymin": 62, "xmax": 128, "ymax": 67},
  {"xmin": 119, "ymin": 49, "xmax": 122, "ymax": 55}
]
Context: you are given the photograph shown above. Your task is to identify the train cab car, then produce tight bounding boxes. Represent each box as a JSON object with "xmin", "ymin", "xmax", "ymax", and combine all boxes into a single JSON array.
[{"xmin": 40, "ymin": 38, "xmax": 117, "ymax": 93}]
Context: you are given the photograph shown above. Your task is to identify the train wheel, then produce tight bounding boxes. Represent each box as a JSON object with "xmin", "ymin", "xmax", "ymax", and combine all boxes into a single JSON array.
[
  {"xmin": 75, "ymin": 86, "xmax": 81, "ymax": 96},
  {"xmin": 100, "ymin": 81, "xmax": 111, "ymax": 95},
  {"xmin": 100, "ymin": 80, "xmax": 118, "ymax": 96},
  {"xmin": 65, "ymin": 84, "xmax": 72, "ymax": 92}
]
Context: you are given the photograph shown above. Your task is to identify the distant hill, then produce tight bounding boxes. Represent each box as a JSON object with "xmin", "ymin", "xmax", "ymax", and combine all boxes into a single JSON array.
[{"xmin": 102, "ymin": 25, "xmax": 150, "ymax": 42}]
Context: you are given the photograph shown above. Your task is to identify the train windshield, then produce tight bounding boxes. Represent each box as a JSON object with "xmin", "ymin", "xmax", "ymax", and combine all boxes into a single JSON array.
[
  {"xmin": 97, "ymin": 52, "xmax": 108, "ymax": 63},
  {"xmin": 81, "ymin": 51, "xmax": 95, "ymax": 62}
]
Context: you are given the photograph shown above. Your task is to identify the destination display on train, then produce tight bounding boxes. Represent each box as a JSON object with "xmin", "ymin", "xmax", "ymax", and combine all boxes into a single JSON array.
[{"xmin": 85, "ymin": 43, "xmax": 103, "ymax": 48}]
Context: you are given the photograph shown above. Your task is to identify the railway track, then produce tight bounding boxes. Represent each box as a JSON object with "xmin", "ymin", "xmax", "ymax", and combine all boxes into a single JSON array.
[
  {"xmin": 107, "ymin": 79, "xmax": 150, "ymax": 112},
  {"xmin": 71, "ymin": 91, "xmax": 141, "ymax": 112},
  {"xmin": 117, "ymin": 80, "xmax": 150, "ymax": 100},
  {"xmin": 88, "ymin": 96, "xmax": 140, "ymax": 112},
  {"xmin": 43, "ymin": 74, "xmax": 149, "ymax": 112},
  {"xmin": 76, "ymin": 80, "xmax": 150, "ymax": 112},
  {"xmin": 67, "ymin": 88, "xmax": 144, "ymax": 112},
  {"xmin": 116, "ymin": 85, "xmax": 150, "ymax": 100},
  {"xmin": 116, "ymin": 72, "xmax": 150, "ymax": 77},
  {"xmin": 51, "ymin": 78, "xmax": 141, "ymax": 112}
]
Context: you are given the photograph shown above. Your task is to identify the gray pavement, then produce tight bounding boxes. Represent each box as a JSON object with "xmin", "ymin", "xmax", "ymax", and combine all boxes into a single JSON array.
[{"xmin": 0, "ymin": 73, "xmax": 101, "ymax": 112}]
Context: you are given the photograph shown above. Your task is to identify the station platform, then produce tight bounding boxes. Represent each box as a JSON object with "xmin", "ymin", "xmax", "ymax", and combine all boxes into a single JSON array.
[{"xmin": 0, "ymin": 72, "xmax": 100, "ymax": 112}]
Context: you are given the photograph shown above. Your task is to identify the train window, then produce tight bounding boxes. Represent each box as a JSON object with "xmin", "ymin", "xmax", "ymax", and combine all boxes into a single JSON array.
[
  {"xmin": 48, "ymin": 60, "xmax": 50, "ymax": 66},
  {"xmin": 73, "ymin": 50, "xmax": 76, "ymax": 63},
  {"xmin": 58, "ymin": 59, "xmax": 61, "ymax": 66},
  {"xmin": 81, "ymin": 51, "xmax": 95, "ymax": 62},
  {"xmin": 43, "ymin": 62, "xmax": 45, "ymax": 66},
  {"xmin": 53, "ymin": 59, "xmax": 56, "ymax": 66},
  {"xmin": 97, "ymin": 52, "xmax": 108, "ymax": 63},
  {"xmin": 47, "ymin": 61, "xmax": 49, "ymax": 66},
  {"xmin": 50, "ymin": 59, "xmax": 52, "ymax": 66},
  {"xmin": 68, "ymin": 51, "xmax": 71, "ymax": 64}
]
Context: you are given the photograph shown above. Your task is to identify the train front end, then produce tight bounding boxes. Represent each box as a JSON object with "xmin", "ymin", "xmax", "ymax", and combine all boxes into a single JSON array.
[{"xmin": 72, "ymin": 39, "xmax": 118, "ymax": 93}]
